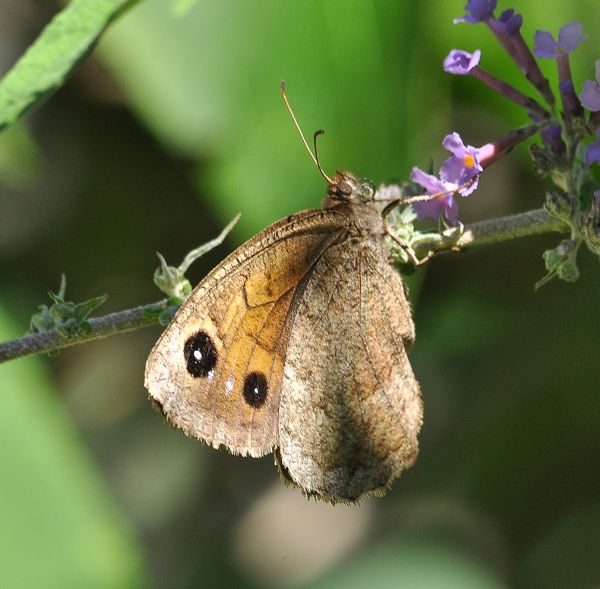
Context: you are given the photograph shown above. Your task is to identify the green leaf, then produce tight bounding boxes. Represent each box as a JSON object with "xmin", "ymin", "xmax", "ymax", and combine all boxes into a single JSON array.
[
  {"xmin": 172, "ymin": 0, "xmax": 199, "ymax": 17},
  {"xmin": 536, "ymin": 239, "xmax": 580, "ymax": 289},
  {"xmin": 29, "ymin": 278, "xmax": 108, "ymax": 339},
  {"xmin": 0, "ymin": 0, "xmax": 141, "ymax": 133},
  {"xmin": 73, "ymin": 294, "xmax": 109, "ymax": 322}
]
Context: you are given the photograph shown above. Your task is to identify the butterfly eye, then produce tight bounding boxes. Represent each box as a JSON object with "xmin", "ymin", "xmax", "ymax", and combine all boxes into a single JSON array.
[
  {"xmin": 358, "ymin": 181, "xmax": 375, "ymax": 201},
  {"xmin": 336, "ymin": 181, "xmax": 353, "ymax": 197}
]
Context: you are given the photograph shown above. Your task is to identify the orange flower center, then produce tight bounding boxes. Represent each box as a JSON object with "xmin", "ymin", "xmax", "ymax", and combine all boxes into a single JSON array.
[{"xmin": 463, "ymin": 154, "xmax": 476, "ymax": 168}]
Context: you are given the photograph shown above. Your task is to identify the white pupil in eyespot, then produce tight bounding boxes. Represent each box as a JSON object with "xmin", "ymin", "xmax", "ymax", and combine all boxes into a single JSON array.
[{"xmin": 193, "ymin": 350, "xmax": 202, "ymax": 360}]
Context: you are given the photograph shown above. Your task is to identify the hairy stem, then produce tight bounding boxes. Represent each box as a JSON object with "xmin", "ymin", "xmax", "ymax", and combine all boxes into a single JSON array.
[
  {"xmin": 0, "ymin": 208, "xmax": 569, "ymax": 364},
  {"xmin": 411, "ymin": 208, "xmax": 567, "ymax": 256},
  {"xmin": 0, "ymin": 301, "xmax": 167, "ymax": 363}
]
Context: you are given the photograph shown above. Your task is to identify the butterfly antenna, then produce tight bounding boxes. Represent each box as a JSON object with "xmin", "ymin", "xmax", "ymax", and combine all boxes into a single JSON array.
[
  {"xmin": 280, "ymin": 80, "xmax": 334, "ymax": 185},
  {"xmin": 312, "ymin": 129, "xmax": 331, "ymax": 182}
]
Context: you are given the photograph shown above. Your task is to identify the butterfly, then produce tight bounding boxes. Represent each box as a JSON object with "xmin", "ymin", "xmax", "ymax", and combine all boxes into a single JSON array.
[{"xmin": 144, "ymin": 84, "xmax": 423, "ymax": 503}]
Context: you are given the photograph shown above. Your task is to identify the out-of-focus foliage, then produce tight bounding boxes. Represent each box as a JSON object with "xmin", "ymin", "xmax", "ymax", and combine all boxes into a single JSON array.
[
  {"xmin": 1, "ymin": 0, "xmax": 599, "ymax": 588},
  {"xmin": 100, "ymin": 0, "xmax": 429, "ymax": 237},
  {"xmin": 0, "ymin": 308, "xmax": 145, "ymax": 588}
]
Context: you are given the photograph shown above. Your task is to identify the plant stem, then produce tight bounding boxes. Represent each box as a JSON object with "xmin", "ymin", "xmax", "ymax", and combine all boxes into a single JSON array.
[
  {"xmin": 0, "ymin": 301, "xmax": 167, "ymax": 363},
  {"xmin": 411, "ymin": 207, "xmax": 567, "ymax": 256},
  {"xmin": 0, "ymin": 208, "xmax": 569, "ymax": 365}
]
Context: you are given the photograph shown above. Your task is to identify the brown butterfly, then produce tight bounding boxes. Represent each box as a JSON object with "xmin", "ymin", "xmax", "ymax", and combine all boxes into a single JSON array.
[{"xmin": 144, "ymin": 83, "xmax": 423, "ymax": 502}]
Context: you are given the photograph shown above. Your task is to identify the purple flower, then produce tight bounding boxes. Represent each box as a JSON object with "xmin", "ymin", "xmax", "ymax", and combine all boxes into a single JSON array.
[
  {"xmin": 580, "ymin": 59, "xmax": 600, "ymax": 112},
  {"xmin": 439, "ymin": 132, "xmax": 482, "ymax": 195},
  {"xmin": 540, "ymin": 125, "xmax": 565, "ymax": 154},
  {"xmin": 454, "ymin": 0, "xmax": 496, "ymax": 24},
  {"xmin": 443, "ymin": 49, "xmax": 481, "ymax": 75},
  {"xmin": 586, "ymin": 131, "xmax": 600, "ymax": 166},
  {"xmin": 489, "ymin": 9, "xmax": 523, "ymax": 36},
  {"xmin": 409, "ymin": 168, "xmax": 459, "ymax": 225},
  {"xmin": 533, "ymin": 22, "xmax": 587, "ymax": 58}
]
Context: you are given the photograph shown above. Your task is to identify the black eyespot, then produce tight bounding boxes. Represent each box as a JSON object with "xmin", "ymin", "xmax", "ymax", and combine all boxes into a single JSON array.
[
  {"xmin": 242, "ymin": 371, "xmax": 268, "ymax": 408},
  {"xmin": 183, "ymin": 331, "xmax": 218, "ymax": 378}
]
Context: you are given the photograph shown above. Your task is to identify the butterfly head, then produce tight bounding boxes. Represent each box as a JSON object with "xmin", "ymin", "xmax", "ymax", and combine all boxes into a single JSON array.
[{"xmin": 326, "ymin": 171, "xmax": 376, "ymax": 204}]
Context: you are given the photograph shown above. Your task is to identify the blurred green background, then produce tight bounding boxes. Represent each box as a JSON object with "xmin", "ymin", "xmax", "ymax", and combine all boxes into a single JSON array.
[{"xmin": 1, "ymin": 1, "xmax": 599, "ymax": 587}]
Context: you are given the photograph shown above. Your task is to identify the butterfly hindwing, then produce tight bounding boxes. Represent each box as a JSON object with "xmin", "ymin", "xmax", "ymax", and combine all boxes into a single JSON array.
[{"xmin": 278, "ymin": 237, "xmax": 422, "ymax": 501}]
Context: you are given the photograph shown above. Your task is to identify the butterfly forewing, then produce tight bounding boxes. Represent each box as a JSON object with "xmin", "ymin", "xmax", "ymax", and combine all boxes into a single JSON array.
[{"xmin": 145, "ymin": 210, "xmax": 347, "ymax": 457}]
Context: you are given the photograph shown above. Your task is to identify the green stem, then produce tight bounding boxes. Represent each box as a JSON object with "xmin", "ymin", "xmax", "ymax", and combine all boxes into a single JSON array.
[
  {"xmin": 0, "ymin": 301, "xmax": 166, "ymax": 363},
  {"xmin": 0, "ymin": 208, "xmax": 570, "ymax": 365},
  {"xmin": 411, "ymin": 208, "xmax": 567, "ymax": 257}
]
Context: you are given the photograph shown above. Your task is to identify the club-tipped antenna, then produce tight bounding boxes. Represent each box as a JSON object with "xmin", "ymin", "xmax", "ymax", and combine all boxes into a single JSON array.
[{"xmin": 280, "ymin": 80, "xmax": 333, "ymax": 185}]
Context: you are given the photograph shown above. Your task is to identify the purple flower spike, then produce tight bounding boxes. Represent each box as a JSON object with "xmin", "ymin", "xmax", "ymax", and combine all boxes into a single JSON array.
[
  {"xmin": 410, "ymin": 168, "xmax": 460, "ymax": 225},
  {"xmin": 439, "ymin": 132, "xmax": 482, "ymax": 195},
  {"xmin": 580, "ymin": 60, "xmax": 600, "ymax": 112},
  {"xmin": 586, "ymin": 131, "xmax": 600, "ymax": 166},
  {"xmin": 489, "ymin": 9, "xmax": 523, "ymax": 36},
  {"xmin": 454, "ymin": 0, "xmax": 497, "ymax": 24},
  {"xmin": 443, "ymin": 49, "xmax": 481, "ymax": 75},
  {"xmin": 540, "ymin": 125, "xmax": 566, "ymax": 154},
  {"xmin": 533, "ymin": 21, "xmax": 587, "ymax": 58}
]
